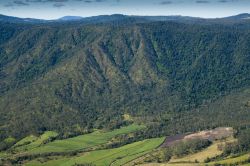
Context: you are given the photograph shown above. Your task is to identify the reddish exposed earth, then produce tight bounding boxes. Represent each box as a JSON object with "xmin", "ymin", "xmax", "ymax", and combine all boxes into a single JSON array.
[{"xmin": 162, "ymin": 127, "xmax": 234, "ymax": 147}]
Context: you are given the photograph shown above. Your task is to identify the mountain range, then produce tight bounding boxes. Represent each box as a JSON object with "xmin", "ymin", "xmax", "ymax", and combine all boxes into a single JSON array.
[
  {"xmin": 0, "ymin": 13, "xmax": 250, "ymax": 143},
  {"xmin": 1, "ymin": 13, "xmax": 250, "ymax": 24}
]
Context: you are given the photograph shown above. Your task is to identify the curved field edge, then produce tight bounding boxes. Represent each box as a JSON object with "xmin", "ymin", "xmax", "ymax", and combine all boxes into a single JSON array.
[
  {"xmin": 13, "ymin": 131, "xmax": 59, "ymax": 152},
  {"xmin": 25, "ymin": 137, "xmax": 165, "ymax": 166},
  {"xmin": 10, "ymin": 124, "xmax": 145, "ymax": 155}
]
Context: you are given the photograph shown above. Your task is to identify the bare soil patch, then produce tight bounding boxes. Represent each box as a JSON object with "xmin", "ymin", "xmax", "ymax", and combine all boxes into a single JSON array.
[{"xmin": 162, "ymin": 127, "xmax": 233, "ymax": 147}]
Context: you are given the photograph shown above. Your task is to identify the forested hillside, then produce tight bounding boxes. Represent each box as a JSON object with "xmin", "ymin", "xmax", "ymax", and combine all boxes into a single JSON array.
[{"xmin": 0, "ymin": 17, "xmax": 250, "ymax": 143}]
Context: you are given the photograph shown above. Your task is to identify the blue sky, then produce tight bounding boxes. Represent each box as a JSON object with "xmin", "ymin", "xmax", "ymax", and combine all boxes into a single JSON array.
[{"xmin": 0, "ymin": 0, "xmax": 250, "ymax": 19}]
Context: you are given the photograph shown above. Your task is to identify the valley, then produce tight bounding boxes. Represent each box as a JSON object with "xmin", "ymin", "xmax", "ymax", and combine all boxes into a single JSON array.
[
  {"xmin": 1, "ymin": 124, "xmax": 249, "ymax": 166},
  {"xmin": 0, "ymin": 13, "xmax": 250, "ymax": 165}
]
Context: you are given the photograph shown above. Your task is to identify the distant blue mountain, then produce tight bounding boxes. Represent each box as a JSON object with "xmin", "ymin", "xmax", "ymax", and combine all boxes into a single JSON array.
[
  {"xmin": 58, "ymin": 16, "xmax": 84, "ymax": 21},
  {"xmin": 224, "ymin": 13, "xmax": 250, "ymax": 20},
  {"xmin": 0, "ymin": 13, "xmax": 249, "ymax": 24},
  {"xmin": 0, "ymin": 14, "xmax": 46, "ymax": 23}
]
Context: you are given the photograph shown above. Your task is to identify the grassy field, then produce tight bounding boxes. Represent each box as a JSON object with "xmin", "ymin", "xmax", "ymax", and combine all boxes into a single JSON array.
[
  {"xmin": 170, "ymin": 138, "xmax": 236, "ymax": 163},
  {"xmin": 132, "ymin": 136, "xmax": 243, "ymax": 166},
  {"xmin": 141, "ymin": 155, "xmax": 250, "ymax": 166},
  {"xmin": 241, "ymin": 164, "xmax": 250, "ymax": 166},
  {"xmin": 0, "ymin": 152, "xmax": 7, "ymax": 158},
  {"xmin": 169, "ymin": 142, "xmax": 221, "ymax": 163},
  {"xmin": 10, "ymin": 124, "xmax": 144, "ymax": 155},
  {"xmin": 209, "ymin": 153, "xmax": 250, "ymax": 165},
  {"xmin": 29, "ymin": 124, "xmax": 144, "ymax": 154},
  {"xmin": 13, "ymin": 131, "xmax": 58, "ymax": 152},
  {"xmin": 139, "ymin": 149, "xmax": 250, "ymax": 166},
  {"xmin": 140, "ymin": 163, "xmax": 201, "ymax": 166},
  {"xmin": 25, "ymin": 137, "xmax": 165, "ymax": 166},
  {"xmin": 14, "ymin": 135, "xmax": 38, "ymax": 147}
]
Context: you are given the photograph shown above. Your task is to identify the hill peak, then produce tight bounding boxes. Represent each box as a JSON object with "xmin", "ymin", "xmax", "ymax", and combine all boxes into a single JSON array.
[{"xmin": 58, "ymin": 16, "xmax": 84, "ymax": 21}]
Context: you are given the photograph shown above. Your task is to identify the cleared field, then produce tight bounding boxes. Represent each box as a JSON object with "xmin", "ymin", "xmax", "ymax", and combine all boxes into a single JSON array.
[
  {"xmin": 209, "ymin": 153, "xmax": 250, "ymax": 165},
  {"xmin": 0, "ymin": 152, "xmax": 7, "ymax": 158},
  {"xmin": 133, "ymin": 131, "xmax": 237, "ymax": 166},
  {"xmin": 14, "ymin": 135, "xmax": 38, "ymax": 147},
  {"xmin": 170, "ymin": 142, "xmax": 222, "ymax": 163},
  {"xmin": 241, "ymin": 164, "xmax": 250, "ymax": 166},
  {"xmin": 13, "ymin": 131, "xmax": 58, "ymax": 152},
  {"xmin": 14, "ymin": 124, "xmax": 144, "ymax": 154},
  {"xmin": 162, "ymin": 127, "xmax": 233, "ymax": 148},
  {"xmin": 170, "ymin": 137, "xmax": 236, "ymax": 163},
  {"xmin": 25, "ymin": 137, "xmax": 165, "ymax": 166},
  {"xmin": 140, "ymin": 163, "xmax": 201, "ymax": 166},
  {"xmin": 139, "ymin": 147, "xmax": 249, "ymax": 166}
]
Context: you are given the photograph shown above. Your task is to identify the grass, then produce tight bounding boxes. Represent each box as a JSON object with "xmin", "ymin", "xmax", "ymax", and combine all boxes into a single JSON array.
[
  {"xmin": 14, "ymin": 124, "xmax": 144, "ymax": 155},
  {"xmin": 126, "ymin": 136, "xmax": 236, "ymax": 166},
  {"xmin": 138, "ymin": 163, "xmax": 202, "ymax": 166},
  {"xmin": 209, "ymin": 153, "xmax": 250, "ymax": 165},
  {"xmin": 241, "ymin": 164, "xmax": 250, "ymax": 166},
  {"xmin": 170, "ymin": 137, "xmax": 236, "ymax": 163},
  {"xmin": 13, "ymin": 131, "xmax": 58, "ymax": 152},
  {"xmin": 25, "ymin": 137, "xmax": 165, "ymax": 166},
  {"xmin": 138, "ymin": 138, "xmax": 241, "ymax": 166},
  {"xmin": 0, "ymin": 152, "xmax": 8, "ymax": 158},
  {"xmin": 170, "ymin": 142, "xmax": 222, "ymax": 163},
  {"xmin": 4, "ymin": 137, "xmax": 16, "ymax": 144},
  {"xmin": 14, "ymin": 135, "xmax": 38, "ymax": 147}
]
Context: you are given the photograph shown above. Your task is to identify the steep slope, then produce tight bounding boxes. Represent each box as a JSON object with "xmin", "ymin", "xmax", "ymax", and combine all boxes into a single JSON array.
[
  {"xmin": 0, "ymin": 21, "xmax": 250, "ymax": 141},
  {"xmin": 0, "ymin": 23, "xmax": 171, "ymax": 140}
]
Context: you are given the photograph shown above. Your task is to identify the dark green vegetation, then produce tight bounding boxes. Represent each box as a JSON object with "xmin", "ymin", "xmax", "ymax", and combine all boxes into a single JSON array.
[
  {"xmin": 0, "ymin": 14, "xmax": 250, "ymax": 144},
  {"xmin": 223, "ymin": 128, "xmax": 250, "ymax": 155}
]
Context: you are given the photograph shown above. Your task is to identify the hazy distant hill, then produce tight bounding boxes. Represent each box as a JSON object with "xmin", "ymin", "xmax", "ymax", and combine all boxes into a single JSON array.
[
  {"xmin": 224, "ymin": 13, "xmax": 250, "ymax": 20},
  {"xmin": 0, "ymin": 14, "xmax": 46, "ymax": 23},
  {"xmin": 58, "ymin": 16, "xmax": 84, "ymax": 21},
  {"xmin": 0, "ymin": 13, "xmax": 250, "ymax": 24}
]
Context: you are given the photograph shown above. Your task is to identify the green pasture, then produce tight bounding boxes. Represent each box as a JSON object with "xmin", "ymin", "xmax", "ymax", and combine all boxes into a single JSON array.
[
  {"xmin": 25, "ymin": 137, "xmax": 164, "ymax": 166},
  {"xmin": 13, "ymin": 124, "xmax": 144, "ymax": 155}
]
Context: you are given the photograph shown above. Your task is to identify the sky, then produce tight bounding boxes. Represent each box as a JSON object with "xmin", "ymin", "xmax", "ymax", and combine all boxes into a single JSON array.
[{"xmin": 0, "ymin": 0, "xmax": 250, "ymax": 19}]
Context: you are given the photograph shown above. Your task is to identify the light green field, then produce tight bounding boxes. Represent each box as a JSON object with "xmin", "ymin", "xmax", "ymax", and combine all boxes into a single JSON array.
[
  {"xmin": 12, "ymin": 124, "xmax": 144, "ymax": 155},
  {"xmin": 140, "ymin": 152, "xmax": 250, "ymax": 166},
  {"xmin": 0, "ymin": 152, "xmax": 7, "ymax": 158},
  {"xmin": 14, "ymin": 135, "xmax": 38, "ymax": 147},
  {"xmin": 13, "ymin": 131, "xmax": 58, "ymax": 152},
  {"xmin": 141, "ymin": 163, "xmax": 201, "ymax": 166},
  {"xmin": 209, "ymin": 153, "xmax": 250, "ymax": 165},
  {"xmin": 4, "ymin": 137, "xmax": 16, "ymax": 144},
  {"xmin": 25, "ymin": 137, "xmax": 165, "ymax": 166},
  {"xmin": 241, "ymin": 164, "xmax": 250, "ymax": 166},
  {"xmin": 170, "ymin": 142, "xmax": 221, "ymax": 163}
]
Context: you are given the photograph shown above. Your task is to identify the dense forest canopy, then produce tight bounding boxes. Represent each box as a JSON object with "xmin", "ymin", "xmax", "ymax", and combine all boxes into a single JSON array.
[{"xmin": 0, "ymin": 15, "xmax": 250, "ymax": 142}]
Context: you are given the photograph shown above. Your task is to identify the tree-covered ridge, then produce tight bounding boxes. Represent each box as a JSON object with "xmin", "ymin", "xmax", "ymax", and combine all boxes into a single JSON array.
[{"xmin": 0, "ymin": 20, "xmax": 250, "ymax": 142}]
